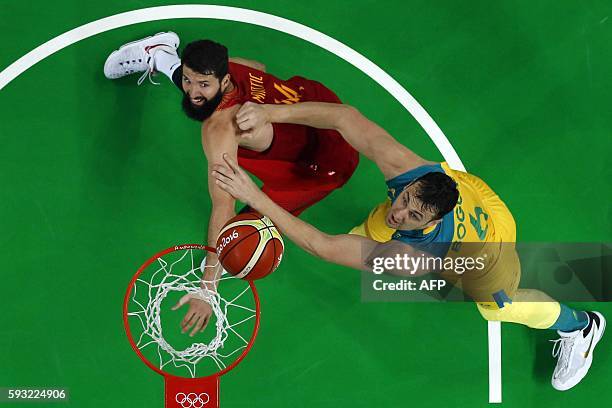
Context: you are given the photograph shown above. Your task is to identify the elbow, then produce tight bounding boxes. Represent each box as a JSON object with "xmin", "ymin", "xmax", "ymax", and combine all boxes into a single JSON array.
[
  {"xmin": 337, "ymin": 104, "xmax": 360, "ymax": 130},
  {"xmin": 309, "ymin": 234, "xmax": 336, "ymax": 262},
  {"xmin": 343, "ymin": 104, "xmax": 360, "ymax": 116},
  {"xmin": 306, "ymin": 241, "xmax": 326, "ymax": 260},
  {"xmin": 300, "ymin": 231, "xmax": 325, "ymax": 259},
  {"xmin": 313, "ymin": 247, "xmax": 331, "ymax": 262}
]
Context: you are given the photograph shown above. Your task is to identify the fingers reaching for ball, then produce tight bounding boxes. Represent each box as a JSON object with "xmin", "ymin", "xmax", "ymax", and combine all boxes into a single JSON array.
[{"xmin": 172, "ymin": 295, "xmax": 214, "ymax": 337}]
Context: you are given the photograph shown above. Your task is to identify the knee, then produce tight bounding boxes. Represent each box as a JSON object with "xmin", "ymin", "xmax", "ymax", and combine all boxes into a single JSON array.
[
  {"xmin": 476, "ymin": 300, "xmax": 561, "ymax": 329},
  {"xmin": 476, "ymin": 302, "xmax": 502, "ymax": 321}
]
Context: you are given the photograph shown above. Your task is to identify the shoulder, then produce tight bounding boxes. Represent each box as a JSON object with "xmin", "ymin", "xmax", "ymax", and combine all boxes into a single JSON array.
[
  {"xmin": 202, "ymin": 105, "xmax": 241, "ymax": 132},
  {"xmin": 201, "ymin": 106, "xmax": 243, "ymax": 150}
]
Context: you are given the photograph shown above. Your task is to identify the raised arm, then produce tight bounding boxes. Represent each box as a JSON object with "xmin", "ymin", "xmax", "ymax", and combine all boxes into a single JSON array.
[
  {"xmin": 200, "ymin": 108, "xmax": 240, "ymax": 280},
  {"xmin": 170, "ymin": 108, "xmax": 241, "ymax": 337},
  {"xmin": 236, "ymin": 101, "xmax": 434, "ymax": 179}
]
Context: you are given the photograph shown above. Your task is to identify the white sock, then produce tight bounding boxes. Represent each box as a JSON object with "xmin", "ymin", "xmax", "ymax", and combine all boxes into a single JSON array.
[{"xmin": 153, "ymin": 46, "xmax": 181, "ymax": 82}]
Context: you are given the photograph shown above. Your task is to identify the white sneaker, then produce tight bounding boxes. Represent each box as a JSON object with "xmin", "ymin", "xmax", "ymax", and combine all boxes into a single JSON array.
[
  {"xmin": 551, "ymin": 311, "xmax": 606, "ymax": 391},
  {"xmin": 103, "ymin": 31, "xmax": 180, "ymax": 85}
]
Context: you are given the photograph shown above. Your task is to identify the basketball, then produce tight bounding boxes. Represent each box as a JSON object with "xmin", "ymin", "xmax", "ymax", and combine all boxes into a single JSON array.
[{"xmin": 216, "ymin": 213, "xmax": 284, "ymax": 280}]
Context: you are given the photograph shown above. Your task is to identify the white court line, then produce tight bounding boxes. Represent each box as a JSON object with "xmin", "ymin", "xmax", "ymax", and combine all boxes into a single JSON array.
[
  {"xmin": 0, "ymin": 4, "xmax": 500, "ymax": 403},
  {"xmin": 0, "ymin": 5, "xmax": 464, "ymax": 171},
  {"xmin": 489, "ymin": 321, "xmax": 502, "ymax": 403}
]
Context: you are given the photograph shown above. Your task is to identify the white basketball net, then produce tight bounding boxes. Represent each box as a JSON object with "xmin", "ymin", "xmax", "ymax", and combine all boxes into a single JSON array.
[{"xmin": 127, "ymin": 248, "xmax": 257, "ymax": 378}]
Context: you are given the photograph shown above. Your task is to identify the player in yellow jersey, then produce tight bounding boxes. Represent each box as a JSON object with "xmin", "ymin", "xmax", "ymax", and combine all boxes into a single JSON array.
[{"xmin": 210, "ymin": 101, "xmax": 605, "ymax": 391}]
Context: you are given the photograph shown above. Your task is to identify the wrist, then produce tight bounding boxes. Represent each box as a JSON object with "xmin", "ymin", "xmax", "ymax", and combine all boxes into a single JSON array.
[
  {"xmin": 204, "ymin": 253, "xmax": 218, "ymax": 265},
  {"xmin": 201, "ymin": 261, "xmax": 221, "ymax": 285},
  {"xmin": 265, "ymin": 104, "xmax": 281, "ymax": 123},
  {"xmin": 247, "ymin": 190, "xmax": 268, "ymax": 212},
  {"xmin": 193, "ymin": 287, "xmax": 218, "ymax": 304}
]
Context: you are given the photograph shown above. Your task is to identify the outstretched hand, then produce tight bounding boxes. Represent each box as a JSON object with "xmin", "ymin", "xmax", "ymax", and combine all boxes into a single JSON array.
[
  {"xmin": 212, "ymin": 153, "xmax": 263, "ymax": 208},
  {"xmin": 171, "ymin": 293, "xmax": 214, "ymax": 337}
]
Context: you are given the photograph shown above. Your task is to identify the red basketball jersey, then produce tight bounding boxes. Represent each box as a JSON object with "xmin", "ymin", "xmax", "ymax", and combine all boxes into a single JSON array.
[
  {"xmin": 218, "ymin": 62, "xmax": 324, "ymax": 109},
  {"xmin": 212, "ymin": 62, "xmax": 359, "ymax": 214}
]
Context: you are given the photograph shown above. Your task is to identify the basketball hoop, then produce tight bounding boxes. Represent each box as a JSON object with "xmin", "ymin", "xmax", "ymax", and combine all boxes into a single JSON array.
[{"xmin": 123, "ymin": 244, "xmax": 260, "ymax": 407}]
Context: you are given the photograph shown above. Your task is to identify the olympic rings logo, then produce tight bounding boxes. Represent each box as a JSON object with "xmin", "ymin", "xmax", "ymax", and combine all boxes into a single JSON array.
[{"xmin": 175, "ymin": 392, "xmax": 210, "ymax": 408}]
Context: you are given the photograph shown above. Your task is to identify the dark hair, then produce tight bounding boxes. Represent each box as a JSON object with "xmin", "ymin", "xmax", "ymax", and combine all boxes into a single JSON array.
[
  {"xmin": 181, "ymin": 40, "xmax": 229, "ymax": 78},
  {"xmin": 412, "ymin": 172, "xmax": 459, "ymax": 220}
]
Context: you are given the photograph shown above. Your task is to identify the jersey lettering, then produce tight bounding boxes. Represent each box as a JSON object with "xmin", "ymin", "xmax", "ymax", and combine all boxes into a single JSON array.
[
  {"xmin": 274, "ymin": 83, "xmax": 302, "ymax": 104},
  {"xmin": 248, "ymin": 73, "xmax": 266, "ymax": 103},
  {"xmin": 469, "ymin": 207, "xmax": 489, "ymax": 241}
]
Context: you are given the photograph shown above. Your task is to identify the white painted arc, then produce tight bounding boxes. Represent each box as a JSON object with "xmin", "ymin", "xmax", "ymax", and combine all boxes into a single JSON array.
[{"xmin": 0, "ymin": 4, "xmax": 464, "ymax": 171}]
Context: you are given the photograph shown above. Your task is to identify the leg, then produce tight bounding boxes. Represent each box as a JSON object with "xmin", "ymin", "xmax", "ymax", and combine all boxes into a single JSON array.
[
  {"xmin": 171, "ymin": 64, "xmax": 184, "ymax": 91},
  {"xmin": 477, "ymin": 289, "xmax": 605, "ymax": 390},
  {"xmin": 103, "ymin": 32, "xmax": 181, "ymax": 85},
  {"xmin": 477, "ymin": 289, "xmax": 563, "ymax": 329}
]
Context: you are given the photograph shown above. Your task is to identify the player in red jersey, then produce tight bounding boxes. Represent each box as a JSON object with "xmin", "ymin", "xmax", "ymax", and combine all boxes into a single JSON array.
[{"xmin": 104, "ymin": 32, "xmax": 358, "ymax": 335}]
